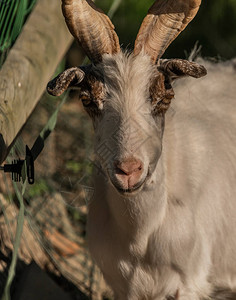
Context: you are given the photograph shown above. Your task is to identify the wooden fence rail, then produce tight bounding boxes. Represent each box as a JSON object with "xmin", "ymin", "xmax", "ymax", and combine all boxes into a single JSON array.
[{"xmin": 0, "ymin": 0, "xmax": 73, "ymax": 164}]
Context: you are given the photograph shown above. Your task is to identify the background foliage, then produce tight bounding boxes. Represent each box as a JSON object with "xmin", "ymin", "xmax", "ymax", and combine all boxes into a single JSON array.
[{"xmin": 97, "ymin": 0, "xmax": 236, "ymax": 59}]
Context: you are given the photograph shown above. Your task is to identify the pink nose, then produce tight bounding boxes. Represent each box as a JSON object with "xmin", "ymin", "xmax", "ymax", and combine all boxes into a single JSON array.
[{"xmin": 114, "ymin": 157, "xmax": 143, "ymax": 190}]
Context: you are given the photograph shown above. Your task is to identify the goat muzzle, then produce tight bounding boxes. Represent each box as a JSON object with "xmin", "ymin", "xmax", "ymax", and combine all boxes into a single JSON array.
[{"xmin": 114, "ymin": 157, "xmax": 144, "ymax": 191}]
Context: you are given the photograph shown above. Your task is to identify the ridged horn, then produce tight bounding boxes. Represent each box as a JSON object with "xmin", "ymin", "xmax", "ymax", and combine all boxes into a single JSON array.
[
  {"xmin": 62, "ymin": 0, "xmax": 120, "ymax": 63},
  {"xmin": 134, "ymin": 0, "xmax": 202, "ymax": 63}
]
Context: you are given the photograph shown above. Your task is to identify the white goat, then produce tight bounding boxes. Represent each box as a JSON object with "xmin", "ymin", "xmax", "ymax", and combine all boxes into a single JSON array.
[{"xmin": 47, "ymin": 0, "xmax": 236, "ymax": 299}]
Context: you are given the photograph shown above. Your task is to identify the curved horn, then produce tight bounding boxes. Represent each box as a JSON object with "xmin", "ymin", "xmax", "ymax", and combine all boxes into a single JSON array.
[
  {"xmin": 134, "ymin": 0, "xmax": 202, "ymax": 63},
  {"xmin": 62, "ymin": 0, "xmax": 120, "ymax": 63}
]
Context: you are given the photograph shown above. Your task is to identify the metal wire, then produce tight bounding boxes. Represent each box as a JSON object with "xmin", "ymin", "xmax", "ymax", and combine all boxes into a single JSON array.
[{"xmin": 0, "ymin": 0, "xmax": 37, "ymax": 67}]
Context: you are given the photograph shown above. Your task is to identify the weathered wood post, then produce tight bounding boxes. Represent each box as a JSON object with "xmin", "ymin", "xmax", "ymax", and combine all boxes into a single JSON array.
[{"xmin": 0, "ymin": 0, "xmax": 73, "ymax": 164}]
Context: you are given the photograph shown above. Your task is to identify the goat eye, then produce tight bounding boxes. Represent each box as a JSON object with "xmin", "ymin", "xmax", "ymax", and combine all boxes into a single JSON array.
[{"xmin": 80, "ymin": 95, "xmax": 92, "ymax": 107}]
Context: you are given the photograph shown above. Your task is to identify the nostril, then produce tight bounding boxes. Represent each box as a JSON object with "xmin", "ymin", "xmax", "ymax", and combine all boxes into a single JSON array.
[
  {"xmin": 115, "ymin": 168, "xmax": 129, "ymax": 176},
  {"xmin": 114, "ymin": 158, "xmax": 143, "ymax": 176}
]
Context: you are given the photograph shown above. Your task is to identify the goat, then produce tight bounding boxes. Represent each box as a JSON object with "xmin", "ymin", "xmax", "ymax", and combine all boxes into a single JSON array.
[{"xmin": 47, "ymin": 0, "xmax": 236, "ymax": 299}]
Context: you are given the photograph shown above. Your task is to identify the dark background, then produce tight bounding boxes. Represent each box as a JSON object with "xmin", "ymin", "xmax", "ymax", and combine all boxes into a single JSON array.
[{"xmin": 97, "ymin": 0, "xmax": 236, "ymax": 60}]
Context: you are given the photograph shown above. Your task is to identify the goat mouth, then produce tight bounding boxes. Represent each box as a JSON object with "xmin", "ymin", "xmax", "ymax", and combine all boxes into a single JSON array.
[{"xmin": 112, "ymin": 177, "xmax": 147, "ymax": 196}]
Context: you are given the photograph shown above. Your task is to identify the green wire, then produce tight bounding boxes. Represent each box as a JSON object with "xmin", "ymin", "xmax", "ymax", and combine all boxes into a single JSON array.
[
  {"xmin": 25, "ymin": 0, "xmax": 37, "ymax": 15},
  {"xmin": 0, "ymin": 1, "xmax": 9, "ymax": 25},
  {"xmin": 3, "ymin": 0, "xmax": 20, "ymax": 48},
  {"xmin": 0, "ymin": 0, "xmax": 37, "ymax": 65},
  {"xmin": 0, "ymin": 0, "xmax": 16, "ymax": 49},
  {"xmin": 1, "ymin": 180, "xmax": 26, "ymax": 300},
  {"xmin": 11, "ymin": 0, "xmax": 27, "ymax": 41}
]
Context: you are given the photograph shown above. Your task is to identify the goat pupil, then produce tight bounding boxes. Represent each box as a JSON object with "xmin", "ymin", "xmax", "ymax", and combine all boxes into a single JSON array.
[
  {"xmin": 80, "ymin": 93, "xmax": 92, "ymax": 107},
  {"xmin": 82, "ymin": 98, "xmax": 91, "ymax": 106}
]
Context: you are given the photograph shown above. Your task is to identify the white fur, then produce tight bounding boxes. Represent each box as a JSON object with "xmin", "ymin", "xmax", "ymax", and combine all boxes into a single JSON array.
[{"xmin": 87, "ymin": 53, "xmax": 236, "ymax": 299}]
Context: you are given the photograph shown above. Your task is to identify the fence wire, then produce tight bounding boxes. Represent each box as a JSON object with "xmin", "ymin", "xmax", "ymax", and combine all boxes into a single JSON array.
[{"xmin": 0, "ymin": 0, "xmax": 37, "ymax": 67}]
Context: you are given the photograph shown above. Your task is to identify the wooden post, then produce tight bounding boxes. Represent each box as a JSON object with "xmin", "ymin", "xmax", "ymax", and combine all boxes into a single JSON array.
[{"xmin": 0, "ymin": 0, "xmax": 73, "ymax": 164}]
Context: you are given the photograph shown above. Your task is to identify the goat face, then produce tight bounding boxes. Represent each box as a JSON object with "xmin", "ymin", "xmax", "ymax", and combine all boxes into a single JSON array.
[
  {"xmin": 82, "ymin": 53, "xmax": 165, "ymax": 195},
  {"xmin": 47, "ymin": 0, "xmax": 206, "ymax": 196},
  {"xmin": 48, "ymin": 53, "xmax": 206, "ymax": 196}
]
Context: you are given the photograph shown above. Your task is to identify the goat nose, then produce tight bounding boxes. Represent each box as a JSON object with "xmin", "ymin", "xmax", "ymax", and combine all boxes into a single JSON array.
[
  {"xmin": 114, "ymin": 158, "xmax": 143, "ymax": 190},
  {"xmin": 115, "ymin": 158, "xmax": 143, "ymax": 175}
]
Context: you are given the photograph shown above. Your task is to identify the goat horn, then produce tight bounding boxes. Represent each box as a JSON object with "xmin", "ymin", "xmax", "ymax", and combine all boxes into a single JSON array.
[
  {"xmin": 62, "ymin": 0, "xmax": 120, "ymax": 63},
  {"xmin": 134, "ymin": 0, "xmax": 202, "ymax": 63}
]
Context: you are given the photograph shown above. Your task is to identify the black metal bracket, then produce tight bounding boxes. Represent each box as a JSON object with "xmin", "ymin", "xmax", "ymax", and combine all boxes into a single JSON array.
[{"xmin": 0, "ymin": 145, "xmax": 34, "ymax": 184}]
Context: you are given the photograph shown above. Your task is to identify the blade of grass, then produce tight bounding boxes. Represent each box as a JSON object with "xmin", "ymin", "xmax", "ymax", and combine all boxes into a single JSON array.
[
  {"xmin": 31, "ymin": 92, "xmax": 69, "ymax": 161},
  {"xmin": 1, "ymin": 180, "xmax": 25, "ymax": 300},
  {"xmin": 107, "ymin": 0, "xmax": 122, "ymax": 19}
]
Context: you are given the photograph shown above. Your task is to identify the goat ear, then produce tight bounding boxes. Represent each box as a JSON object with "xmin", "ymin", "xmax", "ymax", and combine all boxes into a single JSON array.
[
  {"xmin": 159, "ymin": 59, "xmax": 207, "ymax": 81},
  {"xmin": 47, "ymin": 67, "xmax": 85, "ymax": 96}
]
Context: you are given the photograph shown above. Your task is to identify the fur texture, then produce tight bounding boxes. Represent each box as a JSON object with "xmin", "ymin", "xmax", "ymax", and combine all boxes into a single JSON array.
[{"xmin": 85, "ymin": 52, "xmax": 236, "ymax": 300}]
